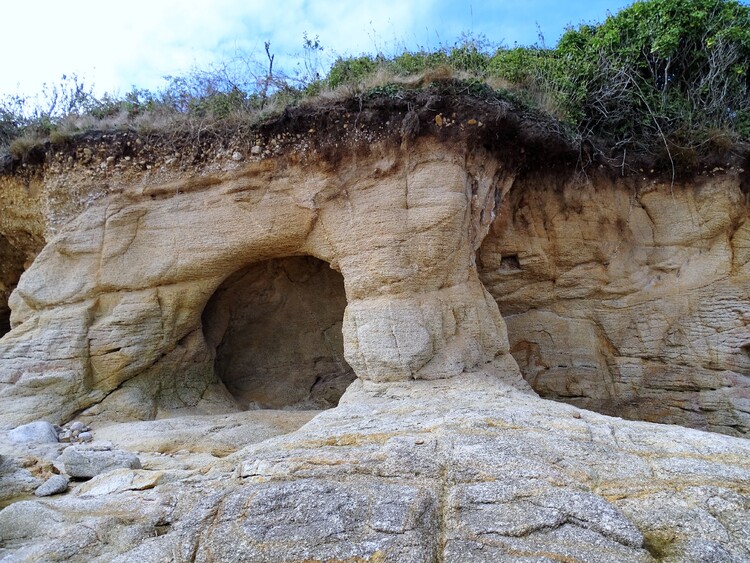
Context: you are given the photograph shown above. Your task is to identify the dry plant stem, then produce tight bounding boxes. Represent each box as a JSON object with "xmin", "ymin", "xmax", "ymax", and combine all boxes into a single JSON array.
[
  {"xmin": 623, "ymin": 70, "xmax": 675, "ymax": 194},
  {"xmin": 260, "ymin": 42, "xmax": 275, "ymax": 110}
]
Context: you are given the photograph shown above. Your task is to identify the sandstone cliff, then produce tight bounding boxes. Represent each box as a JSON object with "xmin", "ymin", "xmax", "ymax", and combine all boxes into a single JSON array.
[
  {"xmin": 1, "ymin": 92, "xmax": 747, "ymax": 435},
  {"xmin": 1, "ymin": 90, "xmax": 750, "ymax": 560},
  {"xmin": 481, "ymin": 172, "xmax": 750, "ymax": 436}
]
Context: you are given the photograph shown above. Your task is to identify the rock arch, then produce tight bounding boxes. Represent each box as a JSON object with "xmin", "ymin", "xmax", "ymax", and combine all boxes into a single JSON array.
[{"xmin": 0, "ymin": 139, "xmax": 526, "ymax": 426}]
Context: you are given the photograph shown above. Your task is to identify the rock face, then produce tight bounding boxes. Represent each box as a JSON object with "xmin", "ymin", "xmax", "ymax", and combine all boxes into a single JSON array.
[
  {"xmin": 480, "ymin": 174, "xmax": 750, "ymax": 435},
  {"xmin": 2, "ymin": 98, "xmax": 746, "ymax": 435},
  {"xmin": 1, "ymin": 93, "xmax": 750, "ymax": 560},
  {"xmin": 0, "ymin": 175, "xmax": 46, "ymax": 337},
  {"xmin": 0, "ymin": 133, "xmax": 515, "ymax": 428},
  {"xmin": 61, "ymin": 443, "xmax": 141, "ymax": 478},
  {"xmin": 2, "ymin": 371, "xmax": 750, "ymax": 561}
]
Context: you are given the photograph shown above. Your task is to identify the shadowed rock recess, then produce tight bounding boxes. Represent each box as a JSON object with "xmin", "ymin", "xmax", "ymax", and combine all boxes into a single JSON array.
[
  {"xmin": 1, "ymin": 92, "xmax": 750, "ymax": 560},
  {"xmin": 202, "ymin": 255, "xmax": 354, "ymax": 409}
]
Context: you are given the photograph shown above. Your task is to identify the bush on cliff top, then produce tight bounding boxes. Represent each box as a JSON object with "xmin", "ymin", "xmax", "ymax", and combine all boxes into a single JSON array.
[{"xmin": 2, "ymin": 0, "xmax": 749, "ymax": 162}]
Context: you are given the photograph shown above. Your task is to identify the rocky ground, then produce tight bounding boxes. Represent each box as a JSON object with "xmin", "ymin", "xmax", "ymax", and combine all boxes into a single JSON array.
[{"xmin": 2, "ymin": 365, "xmax": 749, "ymax": 562}]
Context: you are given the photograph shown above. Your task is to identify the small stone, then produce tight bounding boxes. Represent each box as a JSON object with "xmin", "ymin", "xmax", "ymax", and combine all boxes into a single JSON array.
[
  {"xmin": 70, "ymin": 421, "xmax": 86, "ymax": 432},
  {"xmin": 435, "ymin": 114, "xmax": 443, "ymax": 127},
  {"xmin": 8, "ymin": 421, "xmax": 59, "ymax": 444},
  {"xmin": 231, "ymin": 151, "xmax": 243, "ymax": 161},
  {"xmin": 251, "ymin": 145, "xmax": 262, "ymax": 155},
  {"xmin": 467, "ymin": 119, "xmax": 477, "ymax": 125},
  {"xmin": 78, "ymin": 431, "xmax": 93, "ymax": 442},
  {"xmin": 34, "ymin": 474, "xmax": 69, "ymax": 497}
]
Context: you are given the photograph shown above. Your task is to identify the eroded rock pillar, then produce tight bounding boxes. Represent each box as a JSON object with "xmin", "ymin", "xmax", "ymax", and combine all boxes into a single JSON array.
[{"xmin": 308, "ymin": 152, "xmax": 514, "ymax": 382}]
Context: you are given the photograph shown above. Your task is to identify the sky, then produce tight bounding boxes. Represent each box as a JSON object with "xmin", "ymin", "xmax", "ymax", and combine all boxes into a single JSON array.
[{"xmin": 1, "ymin": 0, "xmax": 634, "ymax": 100}]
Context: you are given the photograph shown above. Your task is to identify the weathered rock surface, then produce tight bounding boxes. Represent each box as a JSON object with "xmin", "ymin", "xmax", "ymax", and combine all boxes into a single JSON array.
[
  {"xmin": 61, "ymin": 443, "xmax": 141, "ymax": 478},
  {"xmin": 202, "ymin": 255, "xmax": 354, "ymax": 409},
  {"xmin": 0, "ymin": 134, "xmax": 515, "ymax": 428},
  {"xmin": 1, "ymin": 93, "xmax": 749, "ymax": 560},
  {"xmin": 1, "ymin": 97, "xmax": 748, "ymax": 435},
  {"xmin": 480, "ymin": 174, "xmax": 750, "ymax": 435},
  {"xmin": 92, "ymin": 410, "xmax": 319, "ymax": 456},
  {"xmin": 34, "ymin": 474, "xmax": 69, "ymax": 497},
  {"xmin": 0, "ymin": 171, "xmax": 48, "ymax": 340},
  {"xmin": 75, "ymin": 468, "xmax": 163, "ymax": 497},
  {"xmin": 8, "ymin": 421, "xmax": 58, "ymax": 445},
  {"xmin": 0, "ymin": 408, "xmax": 317, "ymax": 510},
  {"xmin": 1, "ymin": 371, "xmax": 749, "ymax": 561}
]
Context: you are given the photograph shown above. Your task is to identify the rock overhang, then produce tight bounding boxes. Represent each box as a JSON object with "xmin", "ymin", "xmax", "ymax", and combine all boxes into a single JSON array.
[
  {"xmin": 0, "ymin": 87, "xmax": 749, "ymax": 435},
  {"xmin": 1, "ymin": 92, "xmax": 560, "ymax": 427}
]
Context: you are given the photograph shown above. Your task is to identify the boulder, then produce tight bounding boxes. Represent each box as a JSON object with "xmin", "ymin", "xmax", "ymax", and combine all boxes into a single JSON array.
[
  {"xmin": 8, "ymin": 421, "xmax": 58, "ymax": 444},
  {"xmin": 34, "ymin": 474, "xmax": 69, "ymax": 497},
  {"xmin": 76, "ymin": 469, "xmax": 163, "ymax": 497},
  {"xmin": 62, "ymin": 443, "xmax": 141, "ymax": 478}
]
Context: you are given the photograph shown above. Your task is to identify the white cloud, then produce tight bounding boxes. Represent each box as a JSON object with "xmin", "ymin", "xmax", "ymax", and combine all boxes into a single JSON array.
[
  {"xmin": 1, "ymin": 0, "xmax": 436, "ymax": 98},
  {"xmin": 1, "ymin": 0, "xmax": 629, "ymax": 99}
]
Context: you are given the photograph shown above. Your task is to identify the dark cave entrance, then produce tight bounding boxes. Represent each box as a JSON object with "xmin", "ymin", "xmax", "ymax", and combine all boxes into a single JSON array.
[
  {"xmin": 0, "ymin": 307, "xmax": 10, "ymax": 338},
  {"xmin": 201, "ymin": 256, "xmax": 355, "ymax": 410}
]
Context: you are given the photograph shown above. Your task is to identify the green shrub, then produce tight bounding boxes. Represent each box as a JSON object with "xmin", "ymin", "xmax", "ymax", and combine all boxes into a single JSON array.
[
  {"xmin": 556, "ymin": 0, "xmax": 750, "ymax": 147},
  {"xmin": 389, "ymin": 50, "xmax": 448, "ymax": 75},
  {"xmin": 448, "ymin": 36, "xmax": 491, "ymax": 75},
  {"xmin": 2, "ymin": 1, "xmax": 748, "ymax": 158},
  {"xmin": 327, "ymin": 56, "xmax": 380, "ymax": 88}
]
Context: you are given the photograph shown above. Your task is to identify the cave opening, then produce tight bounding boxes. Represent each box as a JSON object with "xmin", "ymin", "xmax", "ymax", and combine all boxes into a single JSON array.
[
  {"xmin": 0, "ymin": 233, "xmax": 28, "ymax": 339},
  {"xmin": 0, "ymin": 307, "xmax": 10, "ymax": 337},
  {"xmin": 201, "ymin": 256, "xmax": 355, "ymax": 410}
]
